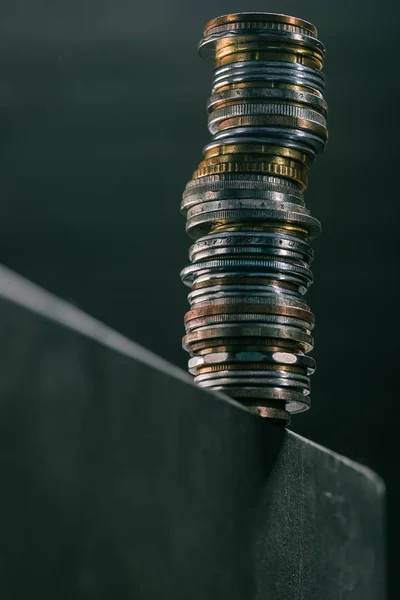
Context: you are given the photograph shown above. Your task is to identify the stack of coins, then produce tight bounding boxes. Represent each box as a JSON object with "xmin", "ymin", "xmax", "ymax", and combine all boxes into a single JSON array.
[{"xmin": 181, "ymin": 13, "xmax": 328, "ymax": 424}]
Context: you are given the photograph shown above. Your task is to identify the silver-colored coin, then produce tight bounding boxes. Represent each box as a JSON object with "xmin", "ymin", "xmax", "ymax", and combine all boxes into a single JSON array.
[
  {"xmin": 212, "ymin": 71, "xmax": 324, "ymax": 95},
  {"xmin": 207, "ymin": 87, "xmax": 328, "ymax": 114},
  {"xmin": 188, "ymin": 286, "xmax": 305, "ymax": 305},
  {"xmin": 189, "ymin": 271, "xmax": 309, "ymax": 298},
  {"xmin": 182, "ymin": 324, "xmax": 314, "ymax": 351},
  {"xmin": 188, "ymin": 291, "xmax": 304, "ymax": 306},
  {"xmin": 191, "ymin": 230, "xmax": 311, "ymax": 243},
  {"xmin": 189, "ymin": 330, "xmax": 313, "ymax": 355},
  {"xmin": 212, "ymin": 59, "xmax": 325, "ymax": 82},
  {"xmin": 194, "ymin": 368, "xmax": 310, "ymax": 383},
  {"xmin": 208, "ymin": 103, "xmax": 327, "ymax": 135},
  {"xmin": 181, "ymin": 188, "xmax": 305, "ymax": 213},
  {"xmin": 203, "ymin": 18, "xmax": 317, "ymax": 38},
  {"xmin": 190, "ymin": 229, "xmax": 312, "ymax": 245},
  {"xmin": 188, "ymin": 292, "xmax": 310, "ymax": 310},
  {"xmin": 189, "ymin": 350, "xmax": 315, "ymax": 373},
  {"xmin": 186, "ymin": 198, "xmax": 310, "ymax": 218},
  {"xmin": 185, "ymin": 271, "xmax": 310, "ymax": 292},
  {"xmin": 195, "ymin": 374, "xmax": 311, "ymax": 391},
  {"xmin": 181, "ymin": 258, "xmax": 313, "ymax": 286},
  {"xmin": 185, "ymin": 313, "xmax": 312, "ymax": 333},
  {"xmin": 195, "ymin": 378, "xmax": 311, "ymax": 394},
  {"xmin": 190, "ymin": 231, "xmax": 313, "ymax": 261},
  {"xmin": 189, "ymin": 245, "xmax": 310, "ymax": 264},
  {"xmin": 185, "ymin": 172, "xmax": 303, "ymax": 193},
  {"xmin": 188, "ymin": 278, "xmax": 307, "ymax": 299},
  {"xmin": 191, "ymin": 244, "xmax": 310, "ymax": 267},
  {"xmin": 184, "ymin": 181, "xmax": 303, "ymax": 202},
  {"xmin": 186, "ymin": 208, "xmax": 321, "ymax": 240},
  {"xmin": 201, "ymin": 27, "xmax": 325, "ymax": 49},
  {"xmin": 194, "ymin": 377, "xmax": 311, "ymax": 397},
  {"xmin": 194, "ymin": 366, "xmax": 310, "ymax": 378},
  {"xmin": 183, "ymin": 187, "xmax": 304, "ymax": 203},
  {"xmin": 212, "ymin": 61, "xmax": 325, "ymax": 95}
]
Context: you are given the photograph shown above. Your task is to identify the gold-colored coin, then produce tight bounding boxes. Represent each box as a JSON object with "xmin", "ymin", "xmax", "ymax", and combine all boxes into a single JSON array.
[
  {"xmin": 195, "ymin": 363, "xmax": 307, "ymax": 375},
  {"xmin": 193, "ymin": 159, "xmax": 308, "ymax": 188},
  {"xmin": 203, "ymin": 143, "xmax": 312, "ymax": 167},
  {"xmin": 209, "ymin": 223, "xmax": 309, "ymax": 237},
  {"xmin": 215, "ymin": 35, "xmax": 323, "ymax": 54},
  {"xmin": 214, "ymin": 115, "xmax": 328, "ymax": 139},
  {"xmin": 215, "ymin": 39, "xmax": 323, "ymax": 68},
  {"xmin": 198, "ymin": 152, "xmax": 307, "ymax": 173},
  {"xmin": 216, "ymin": 52, "xmax": 322, "ymax": 69}
]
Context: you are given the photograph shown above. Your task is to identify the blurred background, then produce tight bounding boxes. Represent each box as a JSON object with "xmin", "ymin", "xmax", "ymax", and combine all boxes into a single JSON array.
[{"xmin": 0, "ymin": 0, "xmax": 397, "ymax": 596}]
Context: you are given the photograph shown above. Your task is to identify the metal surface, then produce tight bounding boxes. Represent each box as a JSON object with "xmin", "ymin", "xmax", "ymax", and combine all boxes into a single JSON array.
[
  {"xmin": 181, "ymin": 13, "xmax": 328, "ymax": 422},
  {"xmin": 0, "ymin": 265, "xmax": 386, "ymax": 599}
]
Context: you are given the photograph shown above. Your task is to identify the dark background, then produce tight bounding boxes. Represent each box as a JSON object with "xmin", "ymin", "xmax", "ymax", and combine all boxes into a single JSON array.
[{"xmin": 0, "ymin": 0, "xmax": 397, "ymax": 596}]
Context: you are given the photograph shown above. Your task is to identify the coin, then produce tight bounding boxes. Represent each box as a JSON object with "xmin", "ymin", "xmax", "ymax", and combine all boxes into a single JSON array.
[{"xmin": 181, "ymin": 12, "xmax": 327, "ymax": 422}]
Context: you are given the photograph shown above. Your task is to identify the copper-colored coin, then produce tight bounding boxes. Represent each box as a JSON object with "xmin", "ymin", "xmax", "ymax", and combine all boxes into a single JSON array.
[
  {"xmin": 247, "ymin": 405, "xmax": 290, "ymax": 422},
  {"xmin": 184, "ymin": 303, "xmax": 314, "ymax": 324}
]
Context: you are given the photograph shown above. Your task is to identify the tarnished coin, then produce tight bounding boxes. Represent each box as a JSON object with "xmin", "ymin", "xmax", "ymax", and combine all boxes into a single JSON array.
[{"xmin": 183, "ymin": 324, "xmax": 314, "ymax": 353}]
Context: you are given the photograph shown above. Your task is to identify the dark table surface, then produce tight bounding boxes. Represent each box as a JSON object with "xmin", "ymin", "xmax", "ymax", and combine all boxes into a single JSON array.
[{"xmin": 0, "ymin": 265, "xmax": 386, "ymax": 599}]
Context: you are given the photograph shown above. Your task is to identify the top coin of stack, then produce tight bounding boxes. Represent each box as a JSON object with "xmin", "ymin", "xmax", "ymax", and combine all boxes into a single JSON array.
[{"xmin": 181, "ymin": 13, "xmax": 328, "ymax": 424}]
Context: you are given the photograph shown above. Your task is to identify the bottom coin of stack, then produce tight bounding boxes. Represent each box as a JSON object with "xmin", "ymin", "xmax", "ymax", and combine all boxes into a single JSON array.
[{"xmin": 181, "ymin": 173, "xmax": 319, "ymax": 424}]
